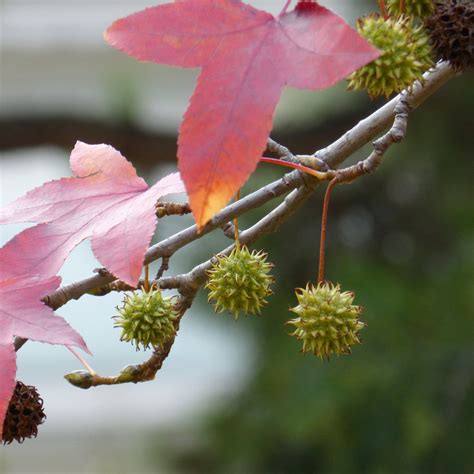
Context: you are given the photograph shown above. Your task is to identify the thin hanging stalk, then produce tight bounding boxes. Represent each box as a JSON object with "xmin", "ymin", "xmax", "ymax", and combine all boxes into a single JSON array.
[{"xmin": 318, "ymin": 177, "xmax": 339, "ymax": 283}]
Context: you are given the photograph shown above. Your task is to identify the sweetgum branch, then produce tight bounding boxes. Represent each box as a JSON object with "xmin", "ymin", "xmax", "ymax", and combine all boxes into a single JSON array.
[
  {"xmin": 112, "ymin": 96, "xmax": 412, "ymax": 386},
  {"xmin": 334, "ymin": 96, "xmax": 410, "ymax": 182},
  {"xmin": 68, "ymin": 92, "xmax": 411, "ymax": 389},
  {"xmin": 13, "ymin": 61, "xmax": 458, "ymax": 357},
  {"xmin": 155, "ymin": 202, "xmax": 191, "ymax": 218},
  {"xmin": 64, "ymin": 291, "xmax": 196, "ymax": 389}
]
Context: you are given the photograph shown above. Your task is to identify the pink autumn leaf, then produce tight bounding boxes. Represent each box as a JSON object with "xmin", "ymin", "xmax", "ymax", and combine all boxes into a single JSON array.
[
  {"xmin": 0, "ymin": 275, "xmax": 89, "ymax": 439},
  {"xmin": 0, "ymin": 141, "xmax": 186, "ymax": 286},
  {"xmin": 105, "ymin": 0, "xmax": 380, "ymax": 228}
]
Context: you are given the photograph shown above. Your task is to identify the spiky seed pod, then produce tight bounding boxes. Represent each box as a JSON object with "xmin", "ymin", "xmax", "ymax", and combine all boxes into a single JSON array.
[
  {"xmin": 387, "ymin": 0, "xmax": 434, "ymax": 18},
  {"xmin": 287, "ymin": 282, "xmax": 365, "ymax": 360},
  {"xmin": 113, "ymin": 286, "xmax": 178, "ymax": 350},
  {"xmin": 206, "ymin": 246, "xmax": 274, "ymax": 319},
  {"xmin": 347, "ymin": 14, "xmax": 434, "ymax": 97},
  {"xmin": 425, "ymin": 0, "xmax": 474, "ymax": 71},
  {"xmin": 2, "ymin": 381, "xmax": 46, "ymax": 444}
]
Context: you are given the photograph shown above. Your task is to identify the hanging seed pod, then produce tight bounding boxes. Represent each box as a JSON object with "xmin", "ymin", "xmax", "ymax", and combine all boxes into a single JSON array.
[
  {"xmin": 113, "ymin": 286, "xmax": 178, "ymax": 350},
  {"xmin": 206, "ymin": 246, "xmax": 274, "ymax": 319},
  {"xmin": 347, "ymin": 14, "xmax": 434, "ymax": 97},
  {"xmin": 288, "ymin": 282, "xmax": 365, "ymax": 360},
  {"xmin": 425, "ymin": 0, "xmax": 474, "ymax": 71},
  {"xmin": 2, "ymin": 381, "xmax": 46, "ymax": 444}
]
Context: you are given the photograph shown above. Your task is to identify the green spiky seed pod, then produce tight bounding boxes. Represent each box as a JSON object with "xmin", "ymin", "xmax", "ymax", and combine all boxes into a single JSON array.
[
  {"xmin": 347, "ymin": 14, "xmax": 434, "ymax": 97},
  {"xmin": 387, "ymin": 0, "xmax": 434, "ymax": 18},
  {"xmin": 206, "ymin": 246, "xmax": 274, "ymax": 319},
  {"xmin": 113, "ymin": 286, "xmax": 178, "ymax": 350},
  {"xmin": 2, "ymin": 381, "xmax": 46, "ymax": 444},
  {"xmin": 287, "ymin": 282, "xmax": 365, "ymax": 360},
  {"xmin": 425, "ymin": 0, "xmax": 474, "ymax": 72}
]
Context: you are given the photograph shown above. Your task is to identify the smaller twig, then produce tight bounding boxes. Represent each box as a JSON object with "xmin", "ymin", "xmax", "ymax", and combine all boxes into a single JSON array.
[
  {"xmin": 266, "ymin": 137, "xmax": 297, "ymax": 162},
  {"xmin": 64, "ymin": 290, "xmax": 196, "ymax": 389},
  {"xmin": 334, "ymin": 97, "xmax": 410, "ymax": 182},
  {"xmin": 155, "ymin": 256, "xmax": 170, "ymax": 280},
  {"xmin": 155, "ymin": 201, "xmax": 191, "ymax": 218}
]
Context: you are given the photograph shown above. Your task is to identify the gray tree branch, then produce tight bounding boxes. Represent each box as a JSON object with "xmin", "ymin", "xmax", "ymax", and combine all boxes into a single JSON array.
[{"xmin": 13, "ymin": 62, "xmax": 458, "ymax": 363}]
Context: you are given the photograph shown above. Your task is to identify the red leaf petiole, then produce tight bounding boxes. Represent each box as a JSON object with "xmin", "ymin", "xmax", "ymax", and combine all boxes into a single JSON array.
[
  {"xmin": 260, "ymin": 157, "xmax": 329, "ymax": 180},
  {"xmin": 279, "ymin": 0, "xmax": 293, "ymax": 17}
]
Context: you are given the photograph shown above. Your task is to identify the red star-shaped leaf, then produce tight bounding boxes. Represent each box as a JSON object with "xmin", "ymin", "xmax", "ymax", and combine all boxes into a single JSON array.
[
  {"xmin": 0, "ymin": 142, "xmax": 186, "ymax": 286},
  {"xmin": 105, "ymin": 0, "xmax": 380, "ymax": 227}
]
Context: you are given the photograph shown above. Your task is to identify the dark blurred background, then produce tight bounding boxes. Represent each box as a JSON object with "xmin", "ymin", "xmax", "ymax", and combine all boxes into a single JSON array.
[
  {"xmin": 160, "ymin": 73, "xmax": 474, "ymax": 474},
  {"xmin": 146, "ymin": 72, "xmax": 474, "ymax": 474},
  {"xmin": 1, "ymin": 1, "xmax": 473, "ymax": 473}
]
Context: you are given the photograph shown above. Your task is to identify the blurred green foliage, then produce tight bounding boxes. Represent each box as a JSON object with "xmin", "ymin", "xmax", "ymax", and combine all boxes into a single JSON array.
[{"xmin": 147, "ymin": 72, "xmax": 474, "ymax": 473}]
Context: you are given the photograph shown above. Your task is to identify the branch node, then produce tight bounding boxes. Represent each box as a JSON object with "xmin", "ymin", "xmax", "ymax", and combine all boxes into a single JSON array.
[
  {"xmin": 297, "ymin": 154, "xmax": 330, "ymax": 172},
  {"xmin": 221, "ymin": 221, "xmax": 239, "ymax": 240},
  {"xmin": 155, "ymin": 256, "xmax": 171, "ymax": 279},
  {"xmin": 156, "ymin": 201, "xmax": 191, "ymax": 219}
]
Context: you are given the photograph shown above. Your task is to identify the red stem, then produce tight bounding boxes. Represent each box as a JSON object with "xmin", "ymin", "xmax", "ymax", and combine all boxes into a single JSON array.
[
  {"xmin": 234, "ymin": 190, "xmax": 241, "ymax": 248},
  {"xmin": 260, "ymin": 157, "xmax": 328, "ymax": 180},
  {"xmin": 399, "ymin": 0, "xmax": 405, "ymax": 14},
  {"xmin": 318, "ymin": 177, "xmax": 338, "ymax": 284},
  {"xmin": 144, "ymin": 265, "xmax": 149, "ymax": 291},
  {"xmin": 378, "ymin": 0, "xmax": 389, "ymax": 19},
  {"xmin": 279, "ymin": 0, "xmax": 292, "ymax": 17},
  {"xmin": 67, "ymin": 345, "xmax": 96, "ymax": 375}
]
